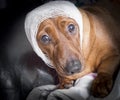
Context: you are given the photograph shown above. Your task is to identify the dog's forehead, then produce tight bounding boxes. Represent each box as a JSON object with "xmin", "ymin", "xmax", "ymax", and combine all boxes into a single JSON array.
[
  {"xmin": 39, "ymin": 16, "xmax": 78, "ymax": 28},
  {"xmin": 38, "ymin": 16, "xmax": 78, "ymax": 32}
]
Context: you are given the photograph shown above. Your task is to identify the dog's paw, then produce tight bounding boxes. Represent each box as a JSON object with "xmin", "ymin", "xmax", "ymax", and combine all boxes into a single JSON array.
[
  {"xmin": 59, "ymin": 77, "xmax": 74, "ymax": 89},
  {"xmin": 91, "ymin": 73, "xmax": 113, "ymax": 98}
]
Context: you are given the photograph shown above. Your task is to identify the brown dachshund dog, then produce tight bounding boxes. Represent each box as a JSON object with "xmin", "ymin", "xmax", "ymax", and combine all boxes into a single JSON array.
[{"xmin": 25, "ymin": 1, "xmax": 120, "ymax": 98}]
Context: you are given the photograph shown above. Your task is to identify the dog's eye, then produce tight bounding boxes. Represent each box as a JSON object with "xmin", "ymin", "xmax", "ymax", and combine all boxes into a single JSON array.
[
  {"xmin": 67, "ymin": 24, "xmax": 75, "ymax": 34},
  {"xmin": 41, "ymin": 35, "xmax": 51, "ymax": 44}
]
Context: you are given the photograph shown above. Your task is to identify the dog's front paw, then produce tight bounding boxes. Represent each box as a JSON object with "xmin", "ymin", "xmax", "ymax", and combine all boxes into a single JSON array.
[
  {"xmin": 91, "ymin": 73, "xmax": 113, "ymax": 98},
  {"xmin": 59, "ymin": 77, "xmax": 73, "ymax": 89}
]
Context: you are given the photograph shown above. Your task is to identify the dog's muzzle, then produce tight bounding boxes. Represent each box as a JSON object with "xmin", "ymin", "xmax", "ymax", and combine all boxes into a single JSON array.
[{"xmin": 65, "ymin": 59, "xmax": 81, "ymax": 75}]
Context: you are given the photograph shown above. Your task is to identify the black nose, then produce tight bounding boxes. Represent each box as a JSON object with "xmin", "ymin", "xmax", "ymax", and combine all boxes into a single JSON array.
[{"xmin": 65, "ymin": 60, "xmax": 81, "ymax": 75}]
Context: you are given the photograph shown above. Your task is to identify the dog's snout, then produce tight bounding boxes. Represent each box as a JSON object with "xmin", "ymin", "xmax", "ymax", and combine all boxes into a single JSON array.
[{"xmin": 65, "ymin": 60, "xmax": 81, "ymax": 75}]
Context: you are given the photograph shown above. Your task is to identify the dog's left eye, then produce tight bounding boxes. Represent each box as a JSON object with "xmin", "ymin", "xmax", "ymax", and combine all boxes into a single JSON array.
[{"xmin": 67, "ymin": 24, "xmax": 75, "ymax": 34}]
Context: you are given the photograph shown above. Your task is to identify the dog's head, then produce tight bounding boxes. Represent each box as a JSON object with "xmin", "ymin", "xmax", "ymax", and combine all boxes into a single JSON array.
[
  {"xmin": 36, "ymin": 16, "xmax": 83, "ymax": 76},
  {"xmin": 25, "ymin": 1, "xmax": 86, "ymax": 78}
]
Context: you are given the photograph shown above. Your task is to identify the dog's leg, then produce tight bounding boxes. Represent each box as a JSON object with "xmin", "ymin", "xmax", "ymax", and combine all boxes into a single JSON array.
[{"xmin": 91, "ymin": 54, "xmax": 120, "ymax": 98}]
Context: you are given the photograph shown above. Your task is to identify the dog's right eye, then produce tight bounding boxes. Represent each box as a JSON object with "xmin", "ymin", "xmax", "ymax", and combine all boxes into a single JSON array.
[{"xmin": 41, "ymin": 35, "xmax": 51, "ymax": 44}]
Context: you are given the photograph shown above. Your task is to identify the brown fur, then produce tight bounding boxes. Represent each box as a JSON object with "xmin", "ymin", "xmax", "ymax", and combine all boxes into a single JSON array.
[{"xmin": 36, "ymin": 7, "xmax": 120, "ymax": 97}]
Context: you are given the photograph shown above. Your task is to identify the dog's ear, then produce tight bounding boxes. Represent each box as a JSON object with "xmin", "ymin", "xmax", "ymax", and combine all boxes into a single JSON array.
[{"xmin": 78, "ymin": 9, "xmax": 91, "ymax": 59}]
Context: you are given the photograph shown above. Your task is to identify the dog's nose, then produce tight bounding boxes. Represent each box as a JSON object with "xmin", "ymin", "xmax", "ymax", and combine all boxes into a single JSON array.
[{"xmin": 65, "ymin": 60, "xmax": 81, "ymax": 75}]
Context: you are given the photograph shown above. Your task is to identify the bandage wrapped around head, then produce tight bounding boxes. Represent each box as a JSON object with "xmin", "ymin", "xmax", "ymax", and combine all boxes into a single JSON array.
[{"xmin": 24, "ymin": 1, "xmax": 83, "ymax": 67}]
